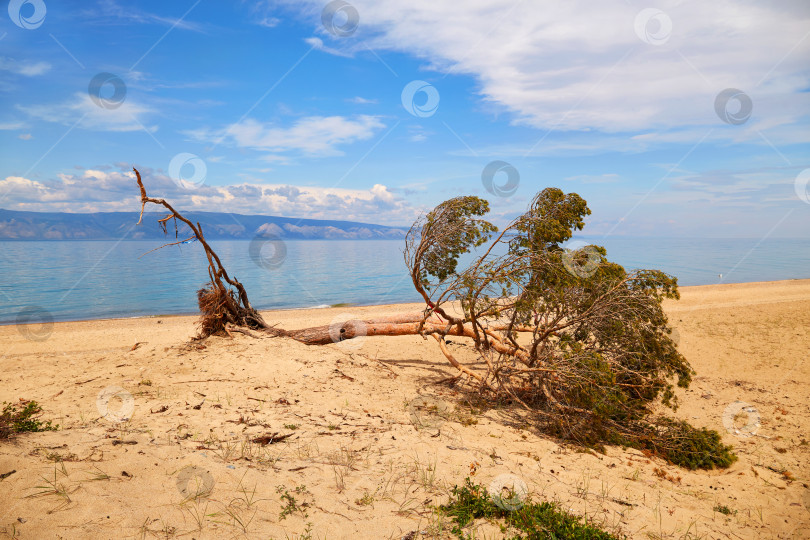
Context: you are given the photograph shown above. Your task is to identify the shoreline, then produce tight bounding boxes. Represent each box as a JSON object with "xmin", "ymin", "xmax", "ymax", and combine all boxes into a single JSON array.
[
  {"xmin": 2, "ymin": 277, "xmax": 809, "ymax": 329},
  {"xmin": 0, "ymin": 300, "xmax": 423, "ymax": 329}
]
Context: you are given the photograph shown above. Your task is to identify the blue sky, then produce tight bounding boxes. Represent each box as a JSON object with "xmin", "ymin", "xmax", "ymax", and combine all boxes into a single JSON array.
[{"xmin": 1, "ymin": 0, "xmax": 808, "ymax": 237}]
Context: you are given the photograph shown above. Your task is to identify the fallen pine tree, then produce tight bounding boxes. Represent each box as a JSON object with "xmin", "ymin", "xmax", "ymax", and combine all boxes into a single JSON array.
[{"xmin": 133, "ymin": 167, "xmax": 736, "ymax": 470}]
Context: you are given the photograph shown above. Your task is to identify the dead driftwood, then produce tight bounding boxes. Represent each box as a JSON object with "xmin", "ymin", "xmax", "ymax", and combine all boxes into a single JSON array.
[
  {"xmin": 134, "ymin": 168, "xmax": 450, "ymax": 344},
  {"xmin": 135, "ymin": 168, "xmax": 271, "ymax": 335}
]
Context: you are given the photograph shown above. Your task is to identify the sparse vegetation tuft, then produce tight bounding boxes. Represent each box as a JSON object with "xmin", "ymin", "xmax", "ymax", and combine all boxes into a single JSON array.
[
  {"xmin": 1, "ymin": 400, "xmax": 58, "ymax": 439},
  {"xmin": 277, "ymin": 485, "xmax": 310, "ymax": 521},
  {"xmin": 713, "ymin": 504, "xmax": 735, "ymax": 515},
  {"xmin": 439, "ymin": 478, "xmax": 622, "ymax": 539}
]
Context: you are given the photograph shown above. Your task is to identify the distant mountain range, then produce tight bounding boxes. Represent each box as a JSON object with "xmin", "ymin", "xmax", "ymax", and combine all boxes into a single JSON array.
[{"xmin": 0, "ymin": 209, "xmax": 409, "ymax": 241}]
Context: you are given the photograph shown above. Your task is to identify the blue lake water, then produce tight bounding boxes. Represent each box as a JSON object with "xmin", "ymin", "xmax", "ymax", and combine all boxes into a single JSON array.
[{"xmin": 1, "ymin": 237, "xmax": 808, "ymax": 324}]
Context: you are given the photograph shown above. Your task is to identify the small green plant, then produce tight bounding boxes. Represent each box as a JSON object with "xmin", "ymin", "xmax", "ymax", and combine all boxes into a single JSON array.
[
  {"xmin": 439, "ymin": 478, "xmax": 622, "ymax": 539},
  {"xmin": 713, "ymin": 504, "xmax": 735, "ymax": 516},
  {"xmin": 355, "ymin": 491, "xmax": 375, "ymax": 506},
  {"xmin": 83, "ymin": 466, "xmax": 111, "ymax": 482},
  {"xmin": 1, "ymin": 400, "xmax": 58, "ymax": 438},
  {"xmin": 212, "ymin": 499, "xmax": 257, "ymax": 534},
  {"xmin": 412, "ymin": 455, "xmax": 440, "ymax": 491},
  {"xmin": 25, "ymin": 463, "xmax": 73, "ymax": 513},
  {"xmin": 284, "ymin": 424, "xmax": 299, "ymax": 430},
  {"xmin": 290, "ymin": 522, "xmax": 315, "ymax": 540},
  {"xmin": 277, "ymin": 485, "xmax": 309, "ymax": 520},
  {"xmin": 182, "ymin": 499, "xmax": 211, "ymax": 533}
]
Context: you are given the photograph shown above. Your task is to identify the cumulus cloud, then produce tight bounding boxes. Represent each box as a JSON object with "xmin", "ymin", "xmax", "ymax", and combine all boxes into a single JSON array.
[
  {"xmin": 186, "ymin": 114, "xmax": 385, "ymax": 157},
  {"xmin": 0, "ymin": 166, "xmax": 419, "ymax": 224},
  {"xmin": 280, "ymin": 0, "xmax": 810, "ymax": 140}
]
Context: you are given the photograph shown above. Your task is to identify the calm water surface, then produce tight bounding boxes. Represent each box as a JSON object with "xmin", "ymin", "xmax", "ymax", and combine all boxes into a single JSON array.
[{"xmin": 1, "ymin": 237, "xmax": 808, "ymax": 324}]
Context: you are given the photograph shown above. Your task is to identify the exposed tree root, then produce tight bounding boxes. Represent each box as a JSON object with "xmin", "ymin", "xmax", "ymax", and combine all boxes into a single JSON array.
[{"xmin": 135, "ymin": 168, "xmax": 272, "ymax": 338}]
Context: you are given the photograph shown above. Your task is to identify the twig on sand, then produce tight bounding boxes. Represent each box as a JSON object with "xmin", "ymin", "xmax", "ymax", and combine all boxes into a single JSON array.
[{"xmin": 252, "ymin": 433, "xmax": 293, "ymax": 446}]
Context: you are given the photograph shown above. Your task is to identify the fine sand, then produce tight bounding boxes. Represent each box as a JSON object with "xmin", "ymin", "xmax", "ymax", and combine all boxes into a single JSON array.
[{"xmin": 1, "ymin": 279, "xmax": 809, "ymax": 539}]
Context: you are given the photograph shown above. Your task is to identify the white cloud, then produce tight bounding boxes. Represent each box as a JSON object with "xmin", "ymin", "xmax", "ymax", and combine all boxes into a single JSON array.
[
  {"xmin": 0, "ymin": 57, "xmax": 51, "ymax": 76},
  {"xmin": 407, "ymin": 124, "xmax": 430, "ymax": 142},
  {"xmin": 18, "ymin": 133, "xmax": 32, "ymax": 140},
  {"xmin": 86, "ymin": 0, "xmax": 205, "ymax": 32},
  {"xmin": 283, "ymin": 0, "xmax": 810, "ymax": 138},
  {"xmin": 348, "ymin": 96, "xmax": 378, "ymax": 105},
  {"xmin": 187, "ymin": 115, "xmax": 385, "ymax": 157},
  {"xmin": 18, "ymin": 93, "xmax": 156, "ymax": 132},
  {"xmin": 667, "ymin": 165, "xmax": 806, "ymax": 197},
  {"xmin": 256, "ymin": 16, "xmax": 280, "ymax": 27},
  {"xmin": 565, "ymin": 173, "xmax": 620, "ymax": 184},
  {"xmin": 304, "ymin": 36, "xmax": 353, "ymax": 57},
  {"xmin": 0, "ymin": 167, "xmax": 420, "ymax": 224}
]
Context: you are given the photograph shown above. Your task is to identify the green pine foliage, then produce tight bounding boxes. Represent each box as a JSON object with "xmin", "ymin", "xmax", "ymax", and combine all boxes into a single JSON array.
[{"xmin": 406, "ymin": 187, "xmax": 736, "ymax": 470}]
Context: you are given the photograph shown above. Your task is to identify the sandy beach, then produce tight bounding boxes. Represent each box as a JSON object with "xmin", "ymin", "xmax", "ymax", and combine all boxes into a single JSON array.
[{"xmin": 1, "ymin": 279, "xmax": 809, "ymax": 539}]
